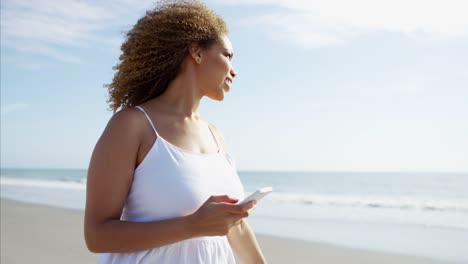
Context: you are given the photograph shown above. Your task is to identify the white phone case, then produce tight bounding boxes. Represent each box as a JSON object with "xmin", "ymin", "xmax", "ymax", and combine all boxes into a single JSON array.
[{"xmin": 238, "ymin": 186, "xmax": 273, "ymax": 205}]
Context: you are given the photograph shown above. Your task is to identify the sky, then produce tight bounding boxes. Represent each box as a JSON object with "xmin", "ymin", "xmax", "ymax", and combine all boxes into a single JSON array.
[{"xmin": 1, "ymin": 0, "xmax": 467, "ymax": 172}]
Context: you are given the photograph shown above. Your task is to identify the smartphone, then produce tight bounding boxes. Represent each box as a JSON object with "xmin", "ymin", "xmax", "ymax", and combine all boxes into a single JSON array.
[{"xmin": 238, "ymin": 186, "xmax": 273, "ymax": 205}]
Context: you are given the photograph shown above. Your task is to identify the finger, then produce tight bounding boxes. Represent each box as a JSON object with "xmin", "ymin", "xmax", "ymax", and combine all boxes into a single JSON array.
[
  {"xmin": 230, "ymin": 213, "xmax": 249, "ymax": 225},
  {"xmin": 219, "ymin": 203, "xmax": 249, "ymax": 214},
  {"xmin": 242, "ymin": 200, "xmax": 256, "ymax": 211},
  {"xmin": 232, "ymin": 218, "xmax": 244, "ymax": 227},
  {"xmin": 231, "ymin": 215, "xmax": 247, "ymax": 227},
  {"xmin": 208, "ymin": 195, "xmax": 239, "ymax": 204},
  {"xmin": 225, "ymin": 203, "xmax": 257, "ymax": 215}
]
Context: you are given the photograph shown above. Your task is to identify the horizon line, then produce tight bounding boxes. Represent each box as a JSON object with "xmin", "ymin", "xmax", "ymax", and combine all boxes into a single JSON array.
[{"xmin": 1, "ymin": 167, "xmax": 467, "ymax": 175}]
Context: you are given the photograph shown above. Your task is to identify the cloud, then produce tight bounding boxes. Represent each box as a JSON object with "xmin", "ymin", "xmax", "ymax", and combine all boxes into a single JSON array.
[
  {"xmin": 3, "ymin": 0, "xmax": 466, "ymax": 60},
  {"xmin": 211, "ymin": 0, "xmax": 468, "ymax": 47},
  {"xmin": 1, "ymin": 103, "xmax": 30, "ymax": 115},
  {"xmin": 0, "ymin": 0, "xmax": 155, "ymax": 63},
  {"xmin": 2, "ymin": 38, "xmax": 82, "ymax": 63}
]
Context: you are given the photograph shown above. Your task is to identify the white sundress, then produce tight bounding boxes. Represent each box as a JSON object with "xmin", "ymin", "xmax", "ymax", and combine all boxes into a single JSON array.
[{"xmin": 97, "ymin": 105, "xmax": 245, "ymax": 264}]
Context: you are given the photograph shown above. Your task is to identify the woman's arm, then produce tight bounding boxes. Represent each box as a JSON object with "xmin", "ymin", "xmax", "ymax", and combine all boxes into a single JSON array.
[
  {"xmin": 208, "ymin": 124, "xmax": 267, "ymax": 263},
  {"xmin": 227, "ymin": 219, "xmax": 267, "ymax": 264},
  {"xmin": 84, "ymin": 109, "xmax": 251, "ymax": 253}
]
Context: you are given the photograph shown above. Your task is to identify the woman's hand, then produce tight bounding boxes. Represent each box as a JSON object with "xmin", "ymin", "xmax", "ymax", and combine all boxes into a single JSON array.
[{"xmin": 187, "ymin": 195, "xmax": 256, "ymax": 237}]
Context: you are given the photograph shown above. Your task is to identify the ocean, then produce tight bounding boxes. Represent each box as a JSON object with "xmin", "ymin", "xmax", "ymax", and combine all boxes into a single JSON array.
[{"xmin": 1, "ymin": 168, "xmax": 467, "ymax": 263}]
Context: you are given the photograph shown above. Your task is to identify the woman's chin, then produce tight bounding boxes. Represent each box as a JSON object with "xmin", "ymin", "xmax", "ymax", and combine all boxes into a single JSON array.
[{"xmin": 206, "ymin": 91, "xmax": 225, "ymax": 101}]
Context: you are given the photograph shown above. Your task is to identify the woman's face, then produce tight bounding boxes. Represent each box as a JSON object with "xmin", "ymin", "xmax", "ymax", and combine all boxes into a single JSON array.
[{"xmin": 199, "ymin": 35, "xmax": 237, "ymax": 101}]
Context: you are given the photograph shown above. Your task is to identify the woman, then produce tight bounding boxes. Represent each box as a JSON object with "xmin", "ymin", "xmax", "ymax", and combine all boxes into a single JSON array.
[{"xmin": 84, "ymin": 1, "xmax": 267, "ymax": 263}]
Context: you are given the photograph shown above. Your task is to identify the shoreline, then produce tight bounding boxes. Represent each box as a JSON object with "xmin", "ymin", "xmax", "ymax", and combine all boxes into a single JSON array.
[{"xmin": 1, "ymin": 198, "xmax": 452, "ymax": 264}]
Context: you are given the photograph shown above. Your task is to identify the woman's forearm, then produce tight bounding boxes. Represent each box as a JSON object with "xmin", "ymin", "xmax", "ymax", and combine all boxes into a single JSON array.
[
  {"xmin": 86, "ymin": 215, "xmax": 197, "ymax": 253},
  {"xmin": 85, "ymin": 195, "xmax": 253, "ymax": 253},
  {"xmin": 227, "ymin": 219, "xmax": 267, "ymax": 264}
]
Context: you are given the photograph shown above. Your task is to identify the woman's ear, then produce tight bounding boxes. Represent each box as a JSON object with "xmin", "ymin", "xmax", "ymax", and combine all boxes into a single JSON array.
[{"xmin": 189, "ymin": 43, "xmax": 203, "ymax": 64}]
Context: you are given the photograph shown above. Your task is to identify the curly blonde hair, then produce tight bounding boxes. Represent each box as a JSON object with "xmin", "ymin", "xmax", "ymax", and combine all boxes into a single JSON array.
[{"xmin": 106, "ymin": 0, "xmax": 228, "ymax": 112}]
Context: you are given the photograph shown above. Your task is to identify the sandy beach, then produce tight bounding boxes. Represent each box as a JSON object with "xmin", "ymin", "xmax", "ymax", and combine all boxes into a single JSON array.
[{"xmin": 1, "ymin": 198, "xmax": 451, "ymax": 264}]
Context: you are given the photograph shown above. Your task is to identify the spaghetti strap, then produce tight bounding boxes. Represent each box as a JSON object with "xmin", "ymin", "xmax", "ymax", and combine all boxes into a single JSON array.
[
  {"xmin": 135, "ymin": 106, "xmax": 160, "ymax": 137},
  {"xmin": 207, "ymin": 125, "xmax": 221, "ymax": 153}
]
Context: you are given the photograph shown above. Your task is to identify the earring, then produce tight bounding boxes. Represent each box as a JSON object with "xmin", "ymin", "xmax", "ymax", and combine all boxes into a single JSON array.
[{"xmin": 197, "ymin": 57, "xmax": 201, "ymax": 64}]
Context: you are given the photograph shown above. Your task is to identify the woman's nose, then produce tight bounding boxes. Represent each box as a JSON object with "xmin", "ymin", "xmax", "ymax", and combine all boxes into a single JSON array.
[{"xmin": 230, "ymin": 68, "xmax": 237, "ymax": 78}]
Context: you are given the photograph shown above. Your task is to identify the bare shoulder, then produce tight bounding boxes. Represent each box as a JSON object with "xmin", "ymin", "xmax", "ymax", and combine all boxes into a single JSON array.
[
  {"xmin": 90, "ymin": 107, "xmax": 146, "ymax": 174},
  {"xmin": 102, "ymin": 108, "xmax": 145, "ymax": 139}
]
